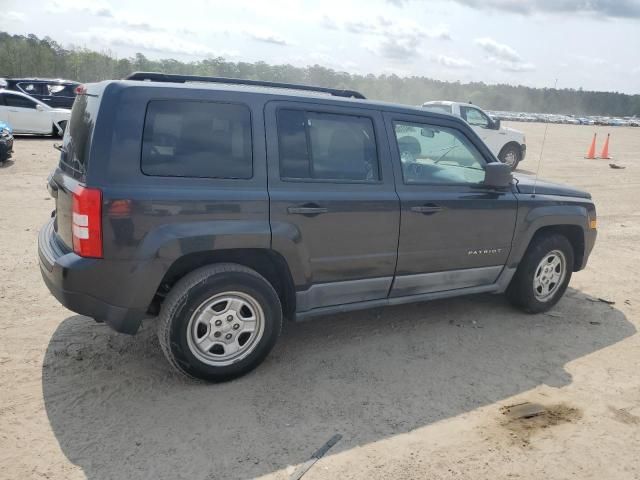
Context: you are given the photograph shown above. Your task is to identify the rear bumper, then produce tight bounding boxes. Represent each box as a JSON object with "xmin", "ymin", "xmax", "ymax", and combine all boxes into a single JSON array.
[
  {"xmin": 580, "ymin": 227, "xmax": 597, "ymax": 270},
  {"xmin": 0, "ymin": 137, "xmax": 13, "ymax": 161},
  {"xmin": 38, "ymin": 219, "xmax": 146, "ymax": 334}
]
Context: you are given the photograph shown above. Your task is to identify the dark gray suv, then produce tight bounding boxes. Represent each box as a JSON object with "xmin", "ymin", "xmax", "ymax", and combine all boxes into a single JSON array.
[{"xmin": 38, "ymin": 72, "xmax": 597, "ymax": 382}]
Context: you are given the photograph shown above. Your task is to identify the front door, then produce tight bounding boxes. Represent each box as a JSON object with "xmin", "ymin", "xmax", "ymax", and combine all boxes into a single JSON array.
[
  {"xmin": 459, "ymin": 105, "xmax": 502, "ymax": 155},
  {"xmin": 266, "ymin": 102, "xmax": 400, "ymax": 312},
  {"xmin": 3, "ymin": 93, "xmax": 49, "ymax": 133},
  {"xmin": 384, "ymin": 113, "xmax": 517, "ymax": 297}
]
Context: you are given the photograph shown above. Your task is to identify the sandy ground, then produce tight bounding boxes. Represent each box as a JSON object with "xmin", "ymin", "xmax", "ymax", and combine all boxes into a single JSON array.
[{"xmin": 0, "ymin": 122, "xmax": 639, "ymax": 480}]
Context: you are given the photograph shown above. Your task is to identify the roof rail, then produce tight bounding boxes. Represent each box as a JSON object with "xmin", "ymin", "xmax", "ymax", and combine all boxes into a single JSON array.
[{"xmin": 124, "ymin": 72, "xmax": 366, "ymax": 99}]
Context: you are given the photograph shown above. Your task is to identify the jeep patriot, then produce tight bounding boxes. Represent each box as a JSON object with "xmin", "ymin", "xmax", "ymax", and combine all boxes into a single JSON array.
[{"xmin": 38, "ymin": 72, "xmax": 597, "ymax": 381}]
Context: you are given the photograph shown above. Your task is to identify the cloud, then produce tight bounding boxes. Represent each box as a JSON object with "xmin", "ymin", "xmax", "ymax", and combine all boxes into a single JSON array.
[
  {"xmin": 345, "ymin": 21, "xmax": 380, "ymax": 35},
  {"xmin": 247, "ymin": 29, "xmax": 289, "ymax": 46},
  {"xmin": 434, "ymin": 54, "xmax": 473, "ymax": 69},
  {"xmin": 73, "ymin": 28, "xmax": 219, "ymax": 57},
  {"xmin": 6, "ymin": 11, "xmax": 26, "ymax": 22},
  {"xmin": 47, "ymin": 0, "xmax": 114, "ymax": 17},
  {"xmin": 326, "ymin": 15, "xmax": 449, "ymax": 61},
  {"xmin": 321, "ymin": 15, "xmax": 339, "ymax": 30},
  {"xmin": 474, "ymin": 37, "xmax": 534, "ymax": 72},
  {"xmin": 451, "ymin": 0, "xmax": 640, "ymax": 18},
  {"xmin": 376, "ymin": 36, "xmax": 421, "ymax": 60},
  {"xmin": 474, "ymin": 37, "xmax": 521, "ymax": 62},
  {"xmin": 386, "ymin": 0, "xmax": 410, "ymax": 6},
  {"xmin": 573, "ymin": 54, "xmax": 607, "ymax": 66}
]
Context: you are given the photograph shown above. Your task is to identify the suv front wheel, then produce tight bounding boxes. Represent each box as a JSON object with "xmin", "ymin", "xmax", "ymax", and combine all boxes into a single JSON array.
[
  {"xmin": 506, "ymin": 234, "xmax": 574, "ymax": 313},
  {"xmin": 157, "ymin": 263, "xmax": 282, "ymax": 382}
]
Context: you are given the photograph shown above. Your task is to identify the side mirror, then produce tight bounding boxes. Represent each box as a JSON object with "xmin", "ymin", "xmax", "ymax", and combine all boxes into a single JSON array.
[
  {"xmin": 484, "ymin": 162, "xmax": 512, "ymax": 188},
  {"xmin": 491, "ymin": 118, "xmax": 501, "ymax": 130},
  {"xmin": 420, "ymin": 127, "xmax": 435, "ymax": 138},
  {"xmin": 35, "ymin": 104, "xmax": 45, "ymax": 112}
]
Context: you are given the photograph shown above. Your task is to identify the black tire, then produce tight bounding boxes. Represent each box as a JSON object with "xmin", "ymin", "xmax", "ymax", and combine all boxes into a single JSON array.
[
  {"xmin": 54, "ymin": 121, "xmax": 67, "ymax": 138},
  {"xmin": 498, "ymin": 143, "xmax": 521, "ymax": 171},
  {"xmin": 506, "ymin": 234, "xmax": 574, "ymax": 313},
  {"xmin": 157, "ymin": 263, "xmax": 282, "ymax": 382}
]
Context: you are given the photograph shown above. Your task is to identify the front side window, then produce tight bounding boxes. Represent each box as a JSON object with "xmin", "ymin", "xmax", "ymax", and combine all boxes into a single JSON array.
[
  {"xmin": 460, "ymin": 106, "xmax": 489, "ymax": 128},
  {"xmin": 277, "ymin": 109, "xmax": 379, "ymax": 182},
  {"xmin": 4, "ymin": 94, "xmax": 37, "ymax": 109},
  {"xmin": 141, "ymin": 100, "xmax": 252, "ymax": 179},
  {"xmin": 393, "ymin": 122, "xmax": 486, "ymax": 185}
]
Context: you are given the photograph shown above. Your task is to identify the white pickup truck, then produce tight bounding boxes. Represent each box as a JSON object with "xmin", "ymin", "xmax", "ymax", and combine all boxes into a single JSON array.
[{"xmin": 422, "ymin": 101, "xmax": 526, "ymax": 170}]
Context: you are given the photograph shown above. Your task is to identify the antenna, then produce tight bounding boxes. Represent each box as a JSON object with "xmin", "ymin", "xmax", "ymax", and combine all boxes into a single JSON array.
[{"xmin": 532, "ymin": 77, "xmax": 559, "ymax": 197}]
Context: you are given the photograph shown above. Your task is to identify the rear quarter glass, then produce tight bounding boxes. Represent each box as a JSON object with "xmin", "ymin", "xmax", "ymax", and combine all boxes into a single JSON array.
[{"xmin": 59, "ymin": 93, "xmax": 100, "ymax": 180}]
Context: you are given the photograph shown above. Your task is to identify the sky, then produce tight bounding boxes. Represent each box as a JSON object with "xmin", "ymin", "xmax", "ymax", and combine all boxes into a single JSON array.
[{"xmin": 2, "ymin": 0, "xmax": 640, "ymax": 94}]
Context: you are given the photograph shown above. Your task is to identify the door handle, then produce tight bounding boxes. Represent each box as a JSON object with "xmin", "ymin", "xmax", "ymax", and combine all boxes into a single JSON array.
[
  {"xmin": 410, "ymin": 204, "xmax": 444, "ymax": 215},
  {"xmin": 287, "ymin": 204, "xmax": 328, "ymax": 216}
]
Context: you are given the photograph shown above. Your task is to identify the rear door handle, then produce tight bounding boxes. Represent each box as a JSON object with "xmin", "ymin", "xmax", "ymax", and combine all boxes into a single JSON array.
[
  {"xmin": 287, "ymin": 204, "xmax": 328, "ymax": 216},
  {"xmin": 410, "ymin": 204, "xmax": 444, "ymax": 215}
]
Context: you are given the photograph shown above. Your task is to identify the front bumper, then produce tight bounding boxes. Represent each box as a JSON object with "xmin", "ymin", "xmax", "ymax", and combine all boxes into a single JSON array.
[{"xmin": 38, "ymin": 219, "xmax": 146, "ymax": 334}]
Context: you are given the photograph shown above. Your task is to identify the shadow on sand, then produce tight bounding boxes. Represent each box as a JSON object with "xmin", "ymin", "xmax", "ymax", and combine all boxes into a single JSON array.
[{"xmin": 42, "ymin": 288, "xmax": 634, "ymax": 479}]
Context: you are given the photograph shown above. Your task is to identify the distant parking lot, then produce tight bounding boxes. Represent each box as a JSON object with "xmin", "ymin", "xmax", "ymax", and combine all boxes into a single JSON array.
[{"xmin": 1, "ymin": 123, "xmax": 639, "ymax": 479}]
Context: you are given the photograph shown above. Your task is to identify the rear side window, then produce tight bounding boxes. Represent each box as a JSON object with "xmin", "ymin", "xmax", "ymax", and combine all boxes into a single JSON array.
[
  {"xmin": 277, "ymin": 109, "xmax": 379, "ymax": 182},
  {"xmin": 141, "ymin": 100, "xmax": 252, "ymax": 179},
  {"xmin": 48, "ymin": 84, "xmax": 75, "ymax": 96}
]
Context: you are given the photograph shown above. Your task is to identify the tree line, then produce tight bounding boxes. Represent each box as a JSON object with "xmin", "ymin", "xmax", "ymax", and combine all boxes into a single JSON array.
[{"xmin": 1, "ymin": 32, "xmax": 638, "ymax": 117}]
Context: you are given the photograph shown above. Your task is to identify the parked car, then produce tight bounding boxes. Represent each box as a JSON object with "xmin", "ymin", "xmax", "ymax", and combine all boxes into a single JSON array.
[
  {"xmin": 0, "ymin": 120, "xmax": 13, "ymax": 163},
  {"xmin": 39, "ymin": 73, "xmax": 597, "ymax": 382},
  {"xmin": 422, "ymin": 101, "xmax": 526, "ymax": 170},
  {"xmin": 0, "ymin": 89, "xmax": 70, "ymax": 136},
  {"xmin": 1, "ymin": 77, "xmax": 79, "ymax": 109}
]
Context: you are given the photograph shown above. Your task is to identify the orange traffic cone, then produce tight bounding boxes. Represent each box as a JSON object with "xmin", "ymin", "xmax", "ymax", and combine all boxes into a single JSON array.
[
  {"xmin": 585, "ymin": 133, "xmax": 597, "ymax": 159},
  {"xmin": 599, "ymin": 133, "xmax": 611, "ymax": 159}
]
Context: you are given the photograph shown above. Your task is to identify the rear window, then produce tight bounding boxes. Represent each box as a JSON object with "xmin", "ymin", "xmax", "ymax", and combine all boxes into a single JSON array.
[
  {"xmin": 59, "ymin": 93, "xmax": 99, "ymax": 179},
  {"xmin": 141, "ymin": 100, "xmax": 252, "ymax": 179}
]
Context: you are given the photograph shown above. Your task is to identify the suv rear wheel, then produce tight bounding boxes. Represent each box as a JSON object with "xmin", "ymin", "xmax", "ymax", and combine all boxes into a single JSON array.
[
  {"xmin": 506, "ymin": 233, "xmax": 574, "ymax": 313},
  {"xmin": 157, "ymin": 263, "xmax": 282, "ymax": 382}
]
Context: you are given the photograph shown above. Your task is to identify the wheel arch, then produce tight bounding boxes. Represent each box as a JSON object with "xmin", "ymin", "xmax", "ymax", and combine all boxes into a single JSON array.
[
  {"xmin": 498, "ymin": 141, "xmax": 522, "ymax": 158},
  {"xmin": 150, "ymin": 249, "xmax": 296, "ymax": 320},
  {"xmin": 523, "ymin": 225, "xmax": 585, "ymax": 272}
]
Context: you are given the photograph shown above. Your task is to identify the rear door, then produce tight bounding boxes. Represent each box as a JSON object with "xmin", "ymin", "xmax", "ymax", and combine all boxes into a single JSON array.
[
  {"xmin": 265, "ymin": 101, "xmax": 400, "ymax": 312},
  {"xmin": 45, "ymin": 83, "xmax": 77, "ymax": 108},
  {"xmin": 384, "ymin": 112, "xmax": 517, "ymax": 297}
]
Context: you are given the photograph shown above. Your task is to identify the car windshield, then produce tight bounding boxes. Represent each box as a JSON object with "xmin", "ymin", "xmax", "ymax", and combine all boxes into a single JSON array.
[{"xmin": 423, "ymin": 104, "xmax": 452, "ymax": 114}]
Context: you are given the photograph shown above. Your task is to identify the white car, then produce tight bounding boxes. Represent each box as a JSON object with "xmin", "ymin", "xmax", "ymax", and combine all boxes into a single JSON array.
[
  {"xmin": 0, "ymin": 89, "xmax": 70, "ymax": 136},
  {"xmin": 422, "ymin": 101, "xmax": 526, "ymax": 169}
]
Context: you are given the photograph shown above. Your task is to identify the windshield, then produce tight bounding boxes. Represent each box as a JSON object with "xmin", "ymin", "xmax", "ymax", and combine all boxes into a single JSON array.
[{"xmin": 423, "ymin": 104, "xmax": 452, "ymax": 114}]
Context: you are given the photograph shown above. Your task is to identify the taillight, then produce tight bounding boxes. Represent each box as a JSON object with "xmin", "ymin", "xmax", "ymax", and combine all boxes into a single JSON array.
[
  {"xmin": 75, "ymin": 84, "xmax": 86, "ymax": 95},
  {"xmin": 72, "ymin": 186, "xmax": 102, "ymax": 258}
]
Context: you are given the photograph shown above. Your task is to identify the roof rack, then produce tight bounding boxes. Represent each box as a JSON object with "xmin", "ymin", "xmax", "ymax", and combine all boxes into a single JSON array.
[{"xmin": 124, "ymin": 72, "xmax": 366, "ymax": 99}]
